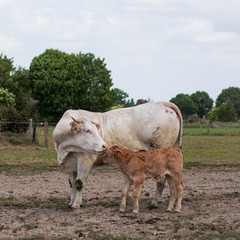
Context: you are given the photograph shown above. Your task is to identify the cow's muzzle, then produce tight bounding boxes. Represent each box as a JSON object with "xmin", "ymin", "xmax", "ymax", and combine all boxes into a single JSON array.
[{"xmin": 96, "ymin": 144, "xmax": 108, "ymax": 154}]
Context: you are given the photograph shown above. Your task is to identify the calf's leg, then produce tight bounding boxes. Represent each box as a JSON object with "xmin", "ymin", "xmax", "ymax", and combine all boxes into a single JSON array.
[
  {"xmin": 175, "ymin": 180, "xmax": 184, "ymax": 213},
  {"xmin": 166, "ymin": 176, "xmax": 176, "ymax": 212},
  {"xmin": 132, "ymin": 177, "xmax": 144, "ymax": 214},
  {"xmin": 119, "ymin": 180, "xmax": 132, "ymax": 213}
]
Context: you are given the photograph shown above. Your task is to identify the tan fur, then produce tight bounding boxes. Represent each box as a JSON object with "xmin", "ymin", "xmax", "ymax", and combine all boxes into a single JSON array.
[
  {"xmin": 104, "ymin": 146, "xmax": 184, "ymax": 214},
  {"xmin": 70, "ymin": 117, "xmax": 84, "ymax": 133}
]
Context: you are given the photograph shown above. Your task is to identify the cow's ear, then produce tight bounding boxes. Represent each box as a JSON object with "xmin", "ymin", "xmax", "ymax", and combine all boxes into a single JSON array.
[
  {"xmin": 91, "ymin": 121, "xmax": 100, "ymax": 130},
  {"xmin": 70, "ymin": 121, "xmax": 80, "ymax": 133}
]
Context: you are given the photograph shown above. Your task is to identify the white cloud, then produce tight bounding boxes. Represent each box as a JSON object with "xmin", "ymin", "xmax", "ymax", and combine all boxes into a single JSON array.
[
  {"xmin": 1, "ymin": 0, "xmax": 240, "ymax": 102},
  {"xmin": 166, "ymin": 18, "xmax": 237, "ymax": 44},
  {"xmin": 0, "ymin": 0, "xmax": 12, "ymax": 8},
  {"xmin": 0, "ymin": 34, "xmax": 20, "ymax": 51}
]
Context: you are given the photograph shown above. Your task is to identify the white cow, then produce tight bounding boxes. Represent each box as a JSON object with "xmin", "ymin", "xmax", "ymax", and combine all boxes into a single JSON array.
[{"xmin": 53, "ymin": 101, "xmax": 183, "ymax": 209}]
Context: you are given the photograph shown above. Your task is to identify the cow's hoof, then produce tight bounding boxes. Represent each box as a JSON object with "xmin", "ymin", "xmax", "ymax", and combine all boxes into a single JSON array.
[
  {"xmin": 148, "ymin": 204, "xmax": 158, "ymax": 210},
  {"xmin": 71, "ymin": 204, "xmax": 80, "ymax": 209},
  {"xmin": 166, "ymin": 208, "xmax": 173, "ymax": 212},
  {"xmin": 174, "ymin": 209, "xmax": 181, "ymax": 213}
]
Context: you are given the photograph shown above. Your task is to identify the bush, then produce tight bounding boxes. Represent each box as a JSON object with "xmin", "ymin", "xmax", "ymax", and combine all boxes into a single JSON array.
[{"xmin": 0, "ymin": 107, "xmax": 29, "ymax": 133}]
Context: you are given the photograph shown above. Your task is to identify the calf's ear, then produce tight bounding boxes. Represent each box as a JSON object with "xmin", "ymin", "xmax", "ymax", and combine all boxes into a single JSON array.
[{"xmin": 116, "ymin": 150, "xmax": 123, "ymax": 158}]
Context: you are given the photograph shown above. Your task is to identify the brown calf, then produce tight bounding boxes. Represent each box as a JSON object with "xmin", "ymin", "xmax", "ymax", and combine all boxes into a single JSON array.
[{"xmin": 104, "ymin": 146, "xmax": 184, "ymax": 214}]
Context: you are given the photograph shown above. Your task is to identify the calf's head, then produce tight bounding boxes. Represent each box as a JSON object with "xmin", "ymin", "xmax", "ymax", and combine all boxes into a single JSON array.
[
  {"xmin": 104, "ymin": 145, "xmax": 123, "ymax": 164},
  {"xmin": 69, "ymin": 117, "xmax": 107, "ymax": 154}
]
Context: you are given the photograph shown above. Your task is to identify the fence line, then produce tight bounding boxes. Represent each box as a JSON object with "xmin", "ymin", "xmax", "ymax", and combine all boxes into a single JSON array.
[{"xmin": 0, "ymin": 120, "xmax": 56, "ymax": 148}]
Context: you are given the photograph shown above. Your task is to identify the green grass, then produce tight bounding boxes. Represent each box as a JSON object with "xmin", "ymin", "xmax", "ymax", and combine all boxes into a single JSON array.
[
  {"xmin": 0, "ymin": 148, "xmax": 58, "ymax": 175},
  {"xmin": 183, "ymin": 126, "xmax": 240, "ymax": 136},
  {"xmin": 0, "ymin": 134, "xmax": 240, "ymax": 175},
  {"xmin": 182, "ymin": 135, "xmax": 240, "ymax": 168}
]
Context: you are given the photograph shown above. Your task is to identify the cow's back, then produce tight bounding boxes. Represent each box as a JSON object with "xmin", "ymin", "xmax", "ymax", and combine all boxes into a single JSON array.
[{"xmin": 97, "ymin": 102, "xmax": 181, "ymax": 151}]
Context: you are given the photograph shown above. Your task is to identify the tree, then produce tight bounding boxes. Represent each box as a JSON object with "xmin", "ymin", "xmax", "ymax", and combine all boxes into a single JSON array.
[
  {"xmin": 217, "ymin": 101, "xmax": 237, "ymax": 122},
  {"xmin": 11, "ymin": 67, "xmax": 31, "ymax": 111},
  {"xmin": 0, "ymin": 53, "xmax": 15, "ymax": 91},
  {"xmin": 76, "ymin": 52, "xmax": 113, "ymax": 112},
  {"xmin": 136, "ymin": 99, "xmax": 149, "ymax": 105},
  {"xmin": 111, "ymin": 88, "xmax": 129, "ymax": 106},
  {"xmin": 207, "ymin": 107, "xmax": 220, "ymax": 122},
  {"xmin": 190, "ymin": 91, "xmax": 213, "ymax": 118},
  {"xmin": 0, "ymin": 87, "xmax": 15, "ymax": 108},
  {"xmin": 29, "ymin": 49, "xmax": 114, "ymax": 121},
  {"xmin": 170, "ymin": 94, "xmax": 197, "ymax": 120},
  {"xmin": 216, "ymin": 87, "xmax": 240, "ymax": 118}
]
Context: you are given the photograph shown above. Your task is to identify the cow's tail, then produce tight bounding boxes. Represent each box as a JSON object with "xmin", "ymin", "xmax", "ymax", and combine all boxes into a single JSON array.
[{"xmin": 162, "ymin": 102, "xmax": 183, "ymax": 149}]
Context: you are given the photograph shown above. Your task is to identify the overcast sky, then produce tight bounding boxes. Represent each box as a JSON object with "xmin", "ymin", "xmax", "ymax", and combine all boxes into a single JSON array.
[{"xmin": 1, "ymin": 0, "xmax": 240, "ymax": 103}]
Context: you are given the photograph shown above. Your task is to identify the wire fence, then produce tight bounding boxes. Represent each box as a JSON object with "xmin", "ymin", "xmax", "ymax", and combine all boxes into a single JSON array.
[
  {"xmin": 1, "ymin": 121, "xmax": 240, "ymax": 149},
  {"xmin": 0, "ymin": 120, "xmax": 56, "ymax": 149}
]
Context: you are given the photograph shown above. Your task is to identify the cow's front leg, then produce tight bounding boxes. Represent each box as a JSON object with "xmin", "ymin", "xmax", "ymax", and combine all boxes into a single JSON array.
[
  {"xmin": 68, "ymin": 172, "xmax": 77, "ymax": 207},
  {"xmin": 151, "ymin": 177, "xmax": 166, "ymax": 207},
  {"xmin": 71, "ymin": 155, "xmax": 93, "ymax": 209}
]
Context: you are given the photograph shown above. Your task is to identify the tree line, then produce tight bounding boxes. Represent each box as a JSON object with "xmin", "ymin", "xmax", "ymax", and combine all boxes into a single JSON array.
[
  {"xmin": 170, "ymin": 88, "xmax": 240, "ymax": 122},
  {"xmin": 1, "ymin": 49, "xmax": 240, "ymax": 128}
]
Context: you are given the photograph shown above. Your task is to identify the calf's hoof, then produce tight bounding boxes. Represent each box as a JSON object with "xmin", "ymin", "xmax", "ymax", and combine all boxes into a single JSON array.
[
  {"xmin": 166, "ymin": 208, "xmax": 173, "ymax": 212},
  {"xmin": 133, "ymin": 209, "xmax": 139, "ymax": 214},
  {"xmin": 119, "ymin": 208, "xmax": 125, "ymax": 213},
  {"xmin": 175, "ymin": 209, "xmax": 181, "ymax": 213}
]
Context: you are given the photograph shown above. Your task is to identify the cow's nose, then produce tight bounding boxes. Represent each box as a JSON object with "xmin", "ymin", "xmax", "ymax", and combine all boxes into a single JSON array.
[{"xmin": 102, "ymin": 144, "xmax": 108, "ymax": 151}]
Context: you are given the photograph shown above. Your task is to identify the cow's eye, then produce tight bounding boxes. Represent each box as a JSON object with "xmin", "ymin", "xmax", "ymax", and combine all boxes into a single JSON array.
[{"xmin": 85, "ymin": 130, "xmax": 91, "ymax": 134}]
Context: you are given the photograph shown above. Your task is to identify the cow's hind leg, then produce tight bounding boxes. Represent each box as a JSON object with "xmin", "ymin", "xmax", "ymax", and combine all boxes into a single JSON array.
[{"xmin": 151, "ymin": 177, "xmax": 166, "ymax": 207}]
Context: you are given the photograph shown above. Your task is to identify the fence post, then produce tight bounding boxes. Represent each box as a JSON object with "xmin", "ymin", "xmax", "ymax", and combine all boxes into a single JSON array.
[
  {"xmin": 200, "ymin": 124, "xmax": 202, "ymax": 135},
  {"xmin": 29, "ymin": 119, "xmax": 33, "ymax": 139},
  {"xmin": 32, "ymin": 110, "xmax": 38, "ymax": 142},
  {"xmin": 207, "ymin": 123, "xmax": 210, "ymax": 135},
  {"xmin": 44, "ymin": 122, "xmax": 48, "ymax": 148}
]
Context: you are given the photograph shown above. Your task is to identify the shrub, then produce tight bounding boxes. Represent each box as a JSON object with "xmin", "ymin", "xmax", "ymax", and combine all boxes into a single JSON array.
[{"xmin": 0, "ymin": 107, "xmax": 29, "ymax": 133}]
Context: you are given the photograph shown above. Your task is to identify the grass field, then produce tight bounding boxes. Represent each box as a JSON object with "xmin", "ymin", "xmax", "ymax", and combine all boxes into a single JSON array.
[
  {"xmin": 0, "ymin": 134, "xmax": 239, "ymax": 175},
  {"xmin": 183, "ymin": 126, "xmax": 240, "ymax": 136}
]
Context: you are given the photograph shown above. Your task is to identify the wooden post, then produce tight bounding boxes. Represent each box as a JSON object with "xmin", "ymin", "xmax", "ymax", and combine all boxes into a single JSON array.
[
  {"xmin": 32, "ymin": 110, "xmax": 38, "ymax": 142},
  {"xmin": 44, "ymin": 122, "xmax": 48, "ymax": 148},
  {"xmin": 207, "ymin": 123, "xmax": 210, "ymax": 135},
  {"xmin": 29, "ymin": 119, "xmax": 33, "ymax": 139},
  {"xmin": 200, "ymin": 124, "xmax": 202, "ymax": 136}
]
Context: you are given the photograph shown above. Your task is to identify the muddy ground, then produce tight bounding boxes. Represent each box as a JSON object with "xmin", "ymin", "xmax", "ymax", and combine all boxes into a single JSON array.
[{"xmin": 0, "ymin": 165, "xmax": 239, "ymax": 240}]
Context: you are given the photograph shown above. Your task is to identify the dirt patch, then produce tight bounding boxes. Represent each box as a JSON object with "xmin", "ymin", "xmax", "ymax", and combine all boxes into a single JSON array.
[{"xmin": 0, "ymin": 166, "xmax": 240, "ymax": 239}]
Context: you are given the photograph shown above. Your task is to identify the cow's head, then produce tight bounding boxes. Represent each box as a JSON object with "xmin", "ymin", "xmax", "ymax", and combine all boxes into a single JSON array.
[{"xmin": 70, "ymin": 117, "xmax": 107, "ymax": 154}]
